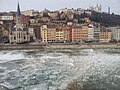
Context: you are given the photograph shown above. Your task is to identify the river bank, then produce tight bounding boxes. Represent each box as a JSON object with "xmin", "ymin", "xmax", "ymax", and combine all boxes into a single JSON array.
[{"xmin": 0, "ymin": 44, "xmax": 120, "ymax": 50}]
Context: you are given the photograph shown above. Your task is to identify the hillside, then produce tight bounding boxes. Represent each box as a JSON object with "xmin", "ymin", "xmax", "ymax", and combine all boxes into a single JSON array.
[{"xmin": 85, "ymin": 12, "xmax": 120, "ymax": 26}]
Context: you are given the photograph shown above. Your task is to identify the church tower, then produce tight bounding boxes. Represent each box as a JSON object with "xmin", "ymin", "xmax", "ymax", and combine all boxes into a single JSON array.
[
  {"xmin": 16, "ymin": 3, "xmax": 22, "ymax": 29},
  {"xmin": 9, "ymin": 2, "xmax": 30, "ymax": 44}
]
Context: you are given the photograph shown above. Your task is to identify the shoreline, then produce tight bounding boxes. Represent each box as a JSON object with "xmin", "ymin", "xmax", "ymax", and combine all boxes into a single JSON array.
[{"xmin": 0, "ymin": 44, "xmax": 120, "ymax": 50}]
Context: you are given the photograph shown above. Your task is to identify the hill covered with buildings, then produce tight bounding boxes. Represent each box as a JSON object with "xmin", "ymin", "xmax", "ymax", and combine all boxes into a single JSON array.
[{"xmin": 0, "ymin": 4, "xmax": 120, "ymax": 44}]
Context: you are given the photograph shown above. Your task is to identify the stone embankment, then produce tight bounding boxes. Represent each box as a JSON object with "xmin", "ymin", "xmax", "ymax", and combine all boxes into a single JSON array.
[
  {"xmin": 0, "ymin": 44, "xmax": 120, "ymax": 50},
  {"xmin": 46, "ymin": 44, "xmax": 120, "ymax": 49}
]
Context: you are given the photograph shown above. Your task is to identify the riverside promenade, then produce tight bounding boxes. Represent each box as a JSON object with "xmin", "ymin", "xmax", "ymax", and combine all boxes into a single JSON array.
[{"xmin": 0, "ymin": 43, "xmax": 120, "ymax": 50}]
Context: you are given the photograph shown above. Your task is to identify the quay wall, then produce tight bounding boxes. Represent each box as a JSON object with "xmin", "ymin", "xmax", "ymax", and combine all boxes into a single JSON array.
[{"xmin": 0, "ymin": 44, "xmax": 120, "ymax": 50}]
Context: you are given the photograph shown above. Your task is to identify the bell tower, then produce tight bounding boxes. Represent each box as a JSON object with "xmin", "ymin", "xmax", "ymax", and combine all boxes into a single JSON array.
[{"xmin": 16, "ymin": 2, "xmax": 22, "ymax": 29}]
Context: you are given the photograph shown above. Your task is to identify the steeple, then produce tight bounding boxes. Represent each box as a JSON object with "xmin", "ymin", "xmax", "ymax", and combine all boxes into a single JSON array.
[
  {"xmin": 16, "ymin": 2, "xmax": 22, "ymax": 29},
  {"xmin": 16, "ymin": 2, "xmax": 21, "ymax": 16}
]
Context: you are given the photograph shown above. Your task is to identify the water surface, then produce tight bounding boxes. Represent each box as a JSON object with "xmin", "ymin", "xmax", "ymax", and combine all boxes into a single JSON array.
[{"xmin": 0, "ymin": 49, "xmax": 120, "ymax": 90}]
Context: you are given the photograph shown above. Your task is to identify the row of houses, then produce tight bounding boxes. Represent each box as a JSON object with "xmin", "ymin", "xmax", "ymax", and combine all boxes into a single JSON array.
[
  {"xmin": 41, "ymin": 24, "xmax": 120, "ymax": 43},
  {"xmin": 40, "ymin": 24, "xmax": 120, "ymax": 43}
]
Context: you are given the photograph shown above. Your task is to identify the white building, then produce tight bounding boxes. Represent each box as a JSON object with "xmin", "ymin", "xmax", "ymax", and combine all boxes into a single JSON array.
[
  {"xmin": 22, "ymin": 10, "xmax": 39, "ymax": 16},
  {"xmin": 93, "ymin": 23, "xmax": 101, "ymax": 42},
  {"xmin": 88, "ymin": 25, "xmax": 94, "ymax": 41},
  {"xmin": 40, "ymin": 25, "xmax": 48, "ymax": 43},
  {"xmin": 111, "ymin": 27, "xmax": 120, "ymax": 42},
  {"xmin": 89, "ymin": 4, "xmax": 102, "ymax": 13}
]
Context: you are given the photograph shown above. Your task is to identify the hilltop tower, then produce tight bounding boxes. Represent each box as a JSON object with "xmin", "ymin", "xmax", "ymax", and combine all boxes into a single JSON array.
[{"xmin": 108, "ymin": 6, "xmax": 110, "ymax": 14}]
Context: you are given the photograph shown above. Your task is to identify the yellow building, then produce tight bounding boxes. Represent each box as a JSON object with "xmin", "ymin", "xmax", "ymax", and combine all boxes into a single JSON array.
[
  {"xmin": 41, "ymin": 25, "xmax": 71, "ymax": 43},
  {"xmin": 56, "ymin": 28, "xmax": 64, "ymax": 42}
]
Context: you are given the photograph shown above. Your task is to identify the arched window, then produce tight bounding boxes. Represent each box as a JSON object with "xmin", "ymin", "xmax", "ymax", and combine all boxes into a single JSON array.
[{"xmin": 14, "ymin": 36, "xmax": 16, "ymax": 40}]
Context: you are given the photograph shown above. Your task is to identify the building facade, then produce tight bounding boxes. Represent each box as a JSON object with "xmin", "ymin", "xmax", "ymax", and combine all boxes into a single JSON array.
[
  {"xmin": 111, "ymin": 27, "xmax": 120, "ymax": 42},
  {"xmin": 41, "ymin": 25, "xmax": 48, "ymax": 43},
  {"xmin": 93, "ymin": 23, "xmax": 101, "ymax": 42},
  {"xmin": 72, "ymin": 26, "xmax": 82, "ymax": 42},
  {"xmin": 9, "ymin": 3, "xmax": 30, "ymax": 44},
  {"xmin": 100, "ymin": 29, "xmax": 112, "ymax": 42},
  {"xmin": 41, "ymin": 25, "xmax": 71, "ymax": 43}
]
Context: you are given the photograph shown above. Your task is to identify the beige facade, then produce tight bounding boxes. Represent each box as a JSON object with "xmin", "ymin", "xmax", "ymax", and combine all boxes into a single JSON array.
[
  {"xmin": 41, "ymin": 25, "xmax": 48, "ymax": 43},
  {"xmin": 41, "ymin": 25, "xmax": 70, "ymax": 43},
  {"xmin": 56, "ymin": 29, "xmax": 64, "ymax": 42},
  {"xmin": 22, "ymin": 10, "xmax": 39, "ymax": 16},
  {"xmin": 100, "ymin": 29, "xmax": 112, "ymax": 42},
  {"xmin": 47, "ymin": 26, "xmax": 56, "ymax": 42}
]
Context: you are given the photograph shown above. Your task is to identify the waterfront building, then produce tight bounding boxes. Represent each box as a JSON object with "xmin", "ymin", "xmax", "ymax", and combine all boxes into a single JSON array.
[
  {"xmin": 41, "ymin": 25, "xmax": 48, "ymax": 43},
  {"xmin": 41, "ymin": 25, "xmax": 71, "ymax": 43},
  {"xmin": 110, "ymin": 27, "xmax": 120, "ymax": 42},
  {"xmin": 93, "ymin": 23, "xmax": 101, "ymax": 42},
  {"xmin": 55, "ymin": 28, "xmax": 64, "ymax": 42},
  {"xmin": 63, "ymin": 25, "xmax": 71, "ymax": 42},
  {"xmin": 80, "ymin": 25, "xmax": 89, "ymax": 41},
  {"xmin": 72, "ymin": 26, "xmax": 82, "ymax": 42},
  {"xmin": 9, "ymin": 3, "xmax": 30, "ymax": 44},
  {"xmin": 72, "ymin": 25, "xmax": 94, "ymax": 43},
  {"xmin": 100, "ymin": 28, "xmax": 112, "ymax": 42},
  {"xmin": 88, "ymin": 25, "xmax": 94, "ymax": 41},
  {"xmin": 47, "ymin": 26, "xmax": 56, "ymax": 43},
  {"xmin": 28, "ymin": 27, "xmax": 36, "ymax": 42}
]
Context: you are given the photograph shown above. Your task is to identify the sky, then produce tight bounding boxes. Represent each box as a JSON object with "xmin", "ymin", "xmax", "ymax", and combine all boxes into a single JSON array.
[{"xmin": 0, "ymin": 0, "xmax": 120, "ymax": 15}]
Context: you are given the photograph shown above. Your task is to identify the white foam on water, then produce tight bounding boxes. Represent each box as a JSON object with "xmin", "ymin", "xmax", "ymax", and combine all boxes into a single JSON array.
[
  {"xmin": 0, "ymin": 49, "xmax": 120, "ymax": 90},
  {"xmin": 0, "ymin": 51, "xmax": 28, "ymax": 63}
]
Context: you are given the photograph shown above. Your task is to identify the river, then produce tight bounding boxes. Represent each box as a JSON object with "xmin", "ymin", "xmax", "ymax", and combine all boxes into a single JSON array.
[{"xmin": 0, "ymin": 49, "xmax": 120, "ymax": 90}]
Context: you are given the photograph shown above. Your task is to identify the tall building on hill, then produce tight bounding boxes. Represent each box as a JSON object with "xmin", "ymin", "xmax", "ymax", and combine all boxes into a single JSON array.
[
  {"xmin": 108, "ymin": 7, "xmax": 110, "ymax": 14},
  {"xmin": 89, "ymin": 4, "xmax": 102, "ymax": 13},
  {"xmin": 9, "ymin": 3, "xmax": 30, "ymax": 44}
]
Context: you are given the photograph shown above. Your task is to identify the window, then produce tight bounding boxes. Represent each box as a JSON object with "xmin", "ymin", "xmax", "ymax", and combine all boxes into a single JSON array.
[
  {"xmin": 24, "ymin": 36, "xmax": 26, "ymax": 39},
  {"xmin": 14, "ymin": 36, "xmax": 16, "ymax": 40}
]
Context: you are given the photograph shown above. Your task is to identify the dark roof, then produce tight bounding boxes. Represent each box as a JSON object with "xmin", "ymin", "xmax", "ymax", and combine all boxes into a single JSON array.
[{"xmin": 16, "ymin": 3, "xmax": 21, "ymax": 16}]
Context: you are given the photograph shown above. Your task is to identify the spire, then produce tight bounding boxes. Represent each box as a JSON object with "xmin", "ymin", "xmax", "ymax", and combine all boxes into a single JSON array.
[{"xmin": 16, "ymin": 2, "xmax": 21, "ymax": 16}]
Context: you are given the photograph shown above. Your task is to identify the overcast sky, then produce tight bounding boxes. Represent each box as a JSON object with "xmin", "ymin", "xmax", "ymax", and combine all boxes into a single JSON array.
[{"xmin": 0, "ymin": 0, "xmax": 120, "ymax": 15}]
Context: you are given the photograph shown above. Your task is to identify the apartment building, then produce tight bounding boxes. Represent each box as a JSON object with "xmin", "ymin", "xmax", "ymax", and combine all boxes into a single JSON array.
[{"xmin": 100, "ymin": 28, "xmax": 112, "ymax": 42}]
